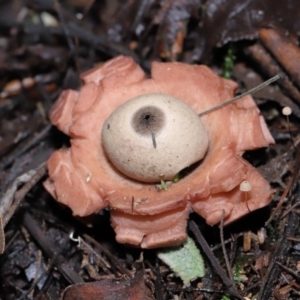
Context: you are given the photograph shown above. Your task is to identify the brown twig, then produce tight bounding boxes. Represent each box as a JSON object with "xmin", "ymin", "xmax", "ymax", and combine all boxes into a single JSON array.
[
  {"xmin": 20, "ymin": 22, "xmax": 141, "ymax": 64},
  {"xmin": 281, "ymin": 201, "xmax": 300, "ymax": 219},
  {"xmin": 257, "ymin": 186, "xmax": 300, "ymax": 299},
  {"xmin": 53, "ymin": 0, "xmax": 75, "ymax": 55},
  {"xmin": 144, "ymin": 259, "xmax": 164, "ymax": 300},
  {"xmin": 189, "ymin": 220, "xmax": 243, "ymax": 299},
  {"xmin": 168, "ymin": 285, "xmax": 233, "ymax": 296},
  {"xmin": 69, "ymin": 233, "xmax": 111, "ymax": 274},
  {"xmin": 82, "ymin": 233, "xmax": 133, "ymax": 279},
  {"xmin": 0, "ymin": 217, "xmax": 4, "ymax": 254},
  {"xmin": 246, "ymin": 43, "xmax": 300, "ymax": 106},
  {"xmin": 22, "ymin": 211, "xmax": 83, "ymax": 285},
  {"xmin": 0, "ymin": 162, "xmax": 47, "ymax": 254},
  {"xmin": 275, "ymin": 261, "xmax": 300, "ymax": 280},
  {"xmin": 229, "ymin": 234, "xmax": 238, "ymax": 267},
  {"xmin": 0, "ymin": 124, "xmax": 51, "ymax": 171},
  {"xmin": 287, "ymin": 237, "xmax": 300, "ymax": 243},
  {"xmin": 220, "ymin": 210, "xmax": 234, "ymax": 281},
  {"xmin": 154, "ymin": 259, "xmax": 164, "ymax": 300},
  {"xmin": 265, "ymin": 151, "xmax": 300, "ymax": 226},
  {"xmin": 211, "ymin": 232, "xmax": 244, "ymax": 251},
  {"xmin": 3, "ymin": 163, "xmax": 47, "ymax": 227},
  {"xmin": 260, "ymin": 28, "xmax": 300, "ymax": 90}
]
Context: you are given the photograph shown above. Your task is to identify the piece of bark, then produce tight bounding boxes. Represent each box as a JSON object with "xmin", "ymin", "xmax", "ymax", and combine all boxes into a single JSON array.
[
  {"xmin": 260, "ymin": 28, "xmax": 300, "ymax": 90},
  {"xmin": 246, "ymin": 43, "xmax": 300, "ymax": 107}
]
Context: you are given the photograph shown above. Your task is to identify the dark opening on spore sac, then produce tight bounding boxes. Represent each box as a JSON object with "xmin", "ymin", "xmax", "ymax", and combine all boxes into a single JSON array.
[{"xmin": 131, "ymin": 106, "xmax": 165, "ymax": 136}]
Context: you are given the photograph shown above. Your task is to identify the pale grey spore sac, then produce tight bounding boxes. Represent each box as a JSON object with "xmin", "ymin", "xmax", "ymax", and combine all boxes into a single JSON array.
[{"xmin": 101, "ymin": 93, "xmax": 209, "ymax": 183}]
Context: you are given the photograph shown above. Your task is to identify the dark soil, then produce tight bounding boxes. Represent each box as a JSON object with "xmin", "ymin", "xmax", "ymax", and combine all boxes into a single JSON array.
[{"xmin": 0, "ymin": 1, "xmax": 300, "ymax": 299}]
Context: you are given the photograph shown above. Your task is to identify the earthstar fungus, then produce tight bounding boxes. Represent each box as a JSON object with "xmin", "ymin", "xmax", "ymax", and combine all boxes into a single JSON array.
[{"xmin": 44, "ymin": 56, "xmax": 274, "ymax": 248}]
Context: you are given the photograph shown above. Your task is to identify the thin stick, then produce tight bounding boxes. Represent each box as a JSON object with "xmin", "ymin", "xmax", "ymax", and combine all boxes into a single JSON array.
[
  {"xmin": 265, "ymin": 157, "xmax": 299, "ymax": 226},
  {"xmin": 3, "ymin": 163, "xmax": 47, "ymax": 227},
  {"xmin": 0, "ymin": 124, "xmax": 51, "ymax": 171},
  {"xmin": 265, "ymin": 112, "xmax": 300, "ymax": 226},
  {"xmin": 22, "ymin": 212, "xmax": 83, "ymax": 284},
  {"xmin": 189, "ymin": 220, "xmax": 243, "ymax": 299},
  {"xmin": 0, "ymin": 217, "xmax": 4, "ymax": 254},
  {"xmin": 220, "ymin": 210, "xmax": 234, "ymax": 282},
  {"xmin": 275, "ymin": 261, "xmax": 300, "ymax": 280},
  {"xmin": 83, "ymin": 233, "xmax": 133, "ymax": 278},
  {"xmin": 282, "ymin": 201, "xmax": 300, "ymax": 219},
  {"xmin": 211, "ymin": 232, "xmax": 244, "ymax": 251},
  {"xmin": 198, "ymin": 74, "xmax": 280, "ymax": 117},
  {"xmin": 286, "ymin": 114, "xmax": 300, "ymax": 155}
]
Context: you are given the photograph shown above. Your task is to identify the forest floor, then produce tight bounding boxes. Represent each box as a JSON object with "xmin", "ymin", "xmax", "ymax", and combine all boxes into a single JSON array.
[{"xmin": 0, "ymin": 1, "xmax": 300, "ymax": 299}]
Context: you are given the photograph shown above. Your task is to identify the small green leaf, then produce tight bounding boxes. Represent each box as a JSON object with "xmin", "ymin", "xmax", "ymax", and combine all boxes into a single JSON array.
[
  {"xmin": 173, "ymin": 173, "xmax": 180, "ymax": 183},
  {"xmin": 160, "ymin": 180, "xmax": 168, "ymax": 191},
  {"xmin": 157, "ymin": 237, "xmax": 205, "ymax": 286},
  {"xmin": 221, "ymin": 295, "xmax": 231, "ymax": 300}
]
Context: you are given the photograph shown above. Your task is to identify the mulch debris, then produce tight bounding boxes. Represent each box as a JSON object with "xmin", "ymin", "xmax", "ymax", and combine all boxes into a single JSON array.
[{"xmin": 0, "ymin": 1, "xmax": 300, "ymax": 299}]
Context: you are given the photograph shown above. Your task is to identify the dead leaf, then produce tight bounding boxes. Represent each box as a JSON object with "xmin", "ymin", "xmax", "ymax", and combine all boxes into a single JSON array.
[
  {"xmin": 62, "ymin": 268, "xmax": 153, "ymax": 300},
  {"xmin": 196, "ymin": 0, "xmax": 300, "ymax": 61}
]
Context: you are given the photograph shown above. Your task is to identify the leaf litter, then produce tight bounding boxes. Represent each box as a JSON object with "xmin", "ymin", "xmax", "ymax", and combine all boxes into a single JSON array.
[{"xmin": 0, "ymin": 0, "xmax": 300, "ymax": 299}]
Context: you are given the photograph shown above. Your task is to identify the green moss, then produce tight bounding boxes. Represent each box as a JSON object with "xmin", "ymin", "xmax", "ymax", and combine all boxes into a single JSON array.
[{"xmin": 221, "ymin": 45, "xmax": 236, "ymax": 79}]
